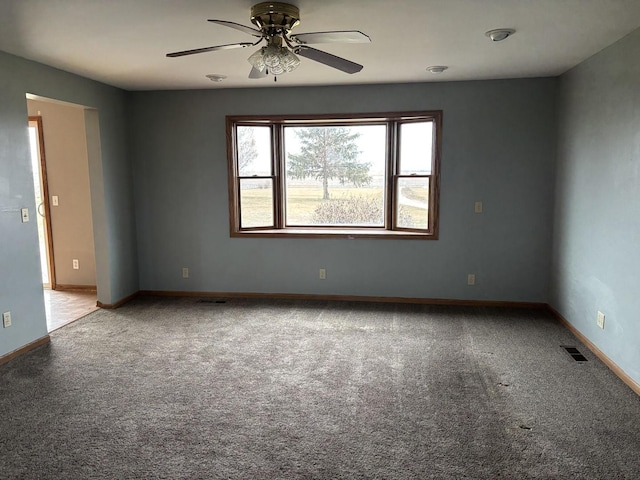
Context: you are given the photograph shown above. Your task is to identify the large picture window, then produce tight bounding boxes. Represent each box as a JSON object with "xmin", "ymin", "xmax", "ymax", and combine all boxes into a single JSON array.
[{"xmin": 227, "ymin": 111, "xmax": 442, "ymax": 239}]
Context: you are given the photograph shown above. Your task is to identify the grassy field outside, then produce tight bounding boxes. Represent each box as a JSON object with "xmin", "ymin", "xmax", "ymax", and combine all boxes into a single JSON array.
[{"xmin": 240, "ymin": 185, "xmax": 429, "ymax": 228}]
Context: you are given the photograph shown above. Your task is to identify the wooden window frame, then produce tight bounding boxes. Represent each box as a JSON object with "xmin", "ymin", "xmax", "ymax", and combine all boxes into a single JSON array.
[{"xmin": 226, "ymin": 111, "xmax": 442, "ymax": 239}]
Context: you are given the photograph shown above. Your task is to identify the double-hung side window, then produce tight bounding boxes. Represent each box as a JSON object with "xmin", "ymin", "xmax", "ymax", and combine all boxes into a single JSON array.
[{"xmin": 227, "ymin": 111, "xmax": 442, "ymax": 239}]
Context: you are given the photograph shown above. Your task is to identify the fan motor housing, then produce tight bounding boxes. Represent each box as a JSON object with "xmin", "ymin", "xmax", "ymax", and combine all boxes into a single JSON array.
[{"xmin": 250, "ymin": 2, "xmax": 301, "ymax": 32}]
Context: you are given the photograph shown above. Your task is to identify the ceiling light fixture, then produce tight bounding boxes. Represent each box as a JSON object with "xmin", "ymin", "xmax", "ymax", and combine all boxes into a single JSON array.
[
  {"xmin": 485, "ymin": 29, "xmax": 515, "ymax": 42},
  {"xmin": 247, "ymin": 36, "xmax": 300, "ymax": 76},
  {"xmin": 426, "ymin": 66, "xmax": 448, "ymax": 74},
  {"xmin": 206, "ymin": 74, "xmax": 227, "ymax": 82}
]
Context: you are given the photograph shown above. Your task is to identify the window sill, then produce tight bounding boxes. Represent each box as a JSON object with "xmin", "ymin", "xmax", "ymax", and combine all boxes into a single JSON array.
[{"xmin": 231, "ymin": 228, "xmax": 437, "ymax": 240}]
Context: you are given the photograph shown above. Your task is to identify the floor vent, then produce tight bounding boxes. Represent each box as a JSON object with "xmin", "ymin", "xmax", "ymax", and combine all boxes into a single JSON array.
[
  {"xmin": 562, "ymin": 346, "xmax": 588, "ymax": 362},
  {"xmin": 197, "ymin": 299, "xmax": 227, "ymax": 304}
]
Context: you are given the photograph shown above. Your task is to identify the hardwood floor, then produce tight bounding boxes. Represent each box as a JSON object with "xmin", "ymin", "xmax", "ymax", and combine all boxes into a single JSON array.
[{"xmin": 43, "ymin": 289, "xmax": 99, "ymax": 332}]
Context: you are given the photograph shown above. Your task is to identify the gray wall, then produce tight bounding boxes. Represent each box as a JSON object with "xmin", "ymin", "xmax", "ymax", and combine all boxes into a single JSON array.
[
  {"xmin": 0, "ymin": 51, "xmax": 138, "ymax": 358},
  {"xmin": 552, "ymin": 29, "xmax": 640, "ymax": 385},
  {"xmin": 130, "ymin": 79, "xmax": 557, "ymax": 302}
]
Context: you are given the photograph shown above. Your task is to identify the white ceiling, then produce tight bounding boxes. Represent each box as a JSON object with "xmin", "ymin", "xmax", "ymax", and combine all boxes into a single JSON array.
[{"xmin": 1, "ymin": 0, "xmax": 640, "ymax": 91}]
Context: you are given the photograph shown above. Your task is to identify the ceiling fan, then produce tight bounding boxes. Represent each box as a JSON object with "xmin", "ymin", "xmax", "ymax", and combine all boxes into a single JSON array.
[{"xmin": 166, "ymin": 2, "xmax": 371, "ymax": 79}]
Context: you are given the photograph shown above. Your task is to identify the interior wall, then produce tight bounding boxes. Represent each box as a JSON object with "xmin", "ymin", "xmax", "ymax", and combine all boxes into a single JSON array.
[
  {"xmin": 551, "ymin": 28, "xmax": 640, "ymax": 385},
  {"xmin": 27, "ymin": 99, "xmax": 97, "ymax": 287},
  {"xmin": 130, "ymin": 78, "xmax": 557, "ymax": 302},
  {"xmin": 0, "ymin": 50, "xmax": 137, "ymax": 358}
]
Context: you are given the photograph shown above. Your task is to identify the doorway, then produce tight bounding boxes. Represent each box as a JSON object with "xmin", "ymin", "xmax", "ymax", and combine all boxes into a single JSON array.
[
  {"xmin": 28, "ymin": 116, "xmax": 56, "ymax": 289},
  {"xmin": 27, "ymin": 102, "xmax": 100, "ymax": 332}
]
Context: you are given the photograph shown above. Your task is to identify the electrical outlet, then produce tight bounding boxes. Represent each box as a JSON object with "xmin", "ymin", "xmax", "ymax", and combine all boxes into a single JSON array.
[
  {"xmin": 319, "ymin": 268, "xmax": 326, "ymax": 280},
  {"xmin": 474, "ymin": 201, "xmax": 483, "ymax": 213},
  {"xmin": 72, "ymin": 259, "xmax": 79, "ymax": 270},
  {"xmin": 2, "ymin": 312, "xmax": 11, "ymax": 328},
  {"xmin": 467, "ymin": 274, "xmax": 476, "ymax": 286},
  {"xmin": 597, "ymin": 311, "xmax": 605, "ymax": 329},
  {"xmin": 182, "ymin": 267, "xmax": 189, "ymax": 278}
]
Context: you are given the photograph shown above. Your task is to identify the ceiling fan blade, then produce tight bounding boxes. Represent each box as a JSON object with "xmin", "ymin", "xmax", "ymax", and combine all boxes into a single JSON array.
[
  {"xmin": 249, "ymin": 67, "xmax": 268, "ymax": 79},
  {"xmin": 166, "ymin": 42, "xmax": 253, "ymax": 58},
  {"xmin": 290, "ymin": 30, "xmax": 371, "ymax": 45},
  {"xmin": 296, "ymin": 46, "xmax": 363, "ymax": 74},
  {"xmin": 208, "ymin": 19, "xmax": 263, "ymax": 37}
]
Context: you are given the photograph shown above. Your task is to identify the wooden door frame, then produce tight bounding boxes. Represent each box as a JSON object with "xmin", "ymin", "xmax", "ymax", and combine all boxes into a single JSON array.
[{"xmin": 28, "ymin": 116, "xmax": 57, "ymax": 290}]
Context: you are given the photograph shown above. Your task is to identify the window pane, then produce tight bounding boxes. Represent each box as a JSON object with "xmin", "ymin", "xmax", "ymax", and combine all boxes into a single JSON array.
[
  {"xmin": 237, "ymin": 126, "xmax": 271, "ymax": 176},
  {"xmin": 240, "ymin": 178, "xmax": 273, "ymax": 228},
  {"xmin": 399, "ymin": 121, "xmax": 433, "ymax": 175},
  {"xmin": 284, "ymin": 125, "xmax": 386, "ymax": 226},
  {"xmin": 397, "ymin": 177, "xmax": 429, "ymax": 229}
]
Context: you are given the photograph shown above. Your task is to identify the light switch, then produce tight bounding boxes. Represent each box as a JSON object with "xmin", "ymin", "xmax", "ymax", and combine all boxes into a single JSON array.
[
  {"xmin": 52, "ymin": 196, "xmax": 59, "ymax": 206},
  {"xmin": 474, "ymin": 201, "xmax": 483, "ymax": 214},
  {"xmin": 21, "ymin": 208, "xmax": 29, "ymax": 222}
]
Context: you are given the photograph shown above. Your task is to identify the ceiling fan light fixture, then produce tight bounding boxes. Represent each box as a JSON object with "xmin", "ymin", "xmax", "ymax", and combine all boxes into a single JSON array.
[
  {"xmin": 168, "ymin": 2, "xmax": 368, "ymax": 79},
  {"xmin": 485, "ymin": 28, "xmax": 515, "ymax": 42},
  {"xmin": 248, "ymin": 42, "xmax": 300, "ymax": 75},
  {"xmin": 263, "ymin": 43, "xmax": 285, "ymax": 68},
  {"xmin": 248, "ymin": 48, "xmax": 267, "ymax": 72}
]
